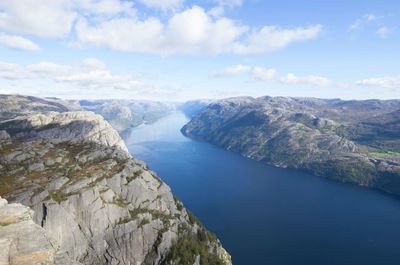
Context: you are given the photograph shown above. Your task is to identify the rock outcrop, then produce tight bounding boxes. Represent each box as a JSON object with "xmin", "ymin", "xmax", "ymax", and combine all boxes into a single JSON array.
[
  {"xmin": 0, "ymin": 111, "xmax": 128, "ymax": 153},
  {"xmin": 0, "ymin": 196, "xmax": 55, "ymax": 265},
  {"xmin": 0, "ymin": 94, "xmax": 80, "ymax": 122},
  {"xmin": 0, "ymin": 99, "xmax": 231, "ymax": 265},
  {"xmin": 182, "ymin": 96, "xmax": 400, "ymax": 195}
]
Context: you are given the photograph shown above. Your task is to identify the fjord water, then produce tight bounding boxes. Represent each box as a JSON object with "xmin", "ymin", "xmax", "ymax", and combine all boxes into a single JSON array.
[{"xmin": 122, "ymin": 112, "xmax": 400, "ymax": 265}]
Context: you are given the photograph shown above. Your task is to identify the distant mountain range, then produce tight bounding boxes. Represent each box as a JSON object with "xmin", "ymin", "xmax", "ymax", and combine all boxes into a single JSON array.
[{"xmin": 182, "ymin": 96, "xmax": 400, "ymax": 195}]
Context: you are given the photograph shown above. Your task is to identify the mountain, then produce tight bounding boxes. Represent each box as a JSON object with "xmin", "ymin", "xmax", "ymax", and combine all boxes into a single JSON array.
[
  {"xmin": 0, "ymin": 94, "xmax": 80, "ymax": 121},
  {"xmin": 0, "ymin": 98, "xmax": 231, "ymax": 265},
  {"xmin": 0, "ymin": 95, "xmax": 178, "ymax": 133},
  {"xmin": 182, "ymin": 96, "xmax": 400, "ymax": 195},
  {"xmin": 80, "ymin": 99, "xmax": 177, "ymax": 132},
  {"xmin": 178, "ymin": 99, "xmax": 215, "ymax": 118}
]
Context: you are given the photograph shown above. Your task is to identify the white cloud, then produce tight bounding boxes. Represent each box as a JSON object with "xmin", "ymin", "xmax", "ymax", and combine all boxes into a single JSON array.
[
  {"xmin": 0, "ymin": 58, "xmax": 144, "ymax": 91},
  {"xmin": 212, "ymin": 0, "xmax": 243, "ymax": 7},
  {"xmin": 211, "ymin": 65, "xmax": 276, "ymax": 81},
  {"xmin": 0, "ymin": 62, "xmax": 27, "ymax": 79},
  {"xmin": 0, "ymin": 33, "xmax": 40, "ymax": 51},
  {"xmin": 349, "ymin": 13, "xmax": 386, "ymax": 32},
  {"xmin": 0, "ymin": 0, "xmax": 138, "ymax": 38},
  {"xmin": 281, "ymin": 73, "xmax": 333, "ymax": 87},
  {"xmin": 0, "ymin": 1, "xmax": 322, "ymax": 55},
  {"xmin": 208, "ymin": 0, "xmax": 243, "ymax": 17},
  {"xmin": 0, "ymin": 0, "xmax": 76, "ymax": 38},
  {"xmin": 365, "ymin": 14, "xmax": 378, "ymax": 21},
  {"xmin": 376, "ymin": 26, "xmax": 390, "ymax": 38},
  {"xmin": 75, "ymin": 6, "xmax": 248, "ymax": 54},
  {"xmin": 75, "ymin": 0, "xmax": 136, "ymax": 17},
  {"xmin": 75, "ymin": 5, "xmax": 322, "ymax": 55},
  {"xmin": 232, "ymin": 24, "xmax": 323, "ymax": 54},
  {"xmin": 138, "ymin": 0, "xmax": 184, "ymax": 11},
  {"xmin": 211, "ymin": 64, "xmax": 251, "ymax": 77},
  {"xmin": 251, "ymin": 67, "xmax": 277, "ymax": 81},
  {"xmin": 357, "ymin": 76, "xmax": 400, "ymax": 89}
]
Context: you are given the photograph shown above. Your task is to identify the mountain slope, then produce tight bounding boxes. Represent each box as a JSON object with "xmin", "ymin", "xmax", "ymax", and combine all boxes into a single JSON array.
[{"xmin": 182, "ymin": 96, "xmax": 400, "ymax": 195}]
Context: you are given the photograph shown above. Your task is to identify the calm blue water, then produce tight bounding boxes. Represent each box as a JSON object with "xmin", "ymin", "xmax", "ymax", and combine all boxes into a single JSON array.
[{"xmin": 122, "ymin": 112, "xmax": 400, "ymax": 265}]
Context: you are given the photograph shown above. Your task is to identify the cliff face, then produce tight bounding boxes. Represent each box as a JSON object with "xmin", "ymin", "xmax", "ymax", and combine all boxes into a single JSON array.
[
  {"xmin": 0, "ymin": 94, "xmax": 79, "ymax": 122},
  {"xmin": 0, "ymin": 111, "xmax": 128, "ymax": 153},
  {"xmin": 182, "ymin": 96, "xmax": 400, "ymax": 195},
  {"xmin": 0, "ymin": 196, "xmax": 55, "ymax": 265},
  {"xmin": 0, "ymin": 103, "xmax": 231, "ymax": 264}
]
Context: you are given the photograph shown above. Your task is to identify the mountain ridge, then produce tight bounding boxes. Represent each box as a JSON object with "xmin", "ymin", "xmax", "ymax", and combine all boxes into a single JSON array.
[{"xmin": 182, "ymin": 96, "xmax": 400, "ymax": 195}]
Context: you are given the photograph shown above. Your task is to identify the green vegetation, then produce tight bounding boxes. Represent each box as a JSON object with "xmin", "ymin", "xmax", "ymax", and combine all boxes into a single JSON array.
[
  {"xmin": 369, "ymin": 150, "xmax": 400, "ymax": 159},
  {"xmin": 129, "ymin": 207, "xmax": 174, "ymax": 226},
  {"xmin": 112, "ymin": 197, "xmax": 128, "ymax": 207},
  {"xmin": 126, "ymin": 169, "xmax": 143, "ymax": 183},
  {"xmin": 174, "ymin": 196, "xmax": 183, "ymax": 211},
  {"xmin": 0, "ymin": 222, "xmax": 12, "ymax": 227},
  {"xmin": 306, "ymin": 159, "xmax": 377, "ymax": 186},
  {"xmin": 48, "ymin": 190, "xmax": 67, "ymax": 203},
  {"xmin": 138, "ymin": 218, "xmax": 150, "ymax": 227},
  {"xmin": 164, "ymin": 226, "xmax": 225, "ymax": 265}
]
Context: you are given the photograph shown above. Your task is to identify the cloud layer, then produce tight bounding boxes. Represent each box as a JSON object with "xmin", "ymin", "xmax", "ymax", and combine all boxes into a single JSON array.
[
  {"xmin": 357, "ymin": 76, "xmax": 400, "ymax": 89},
  {"xmin": 211, "ymin": 65, "xmax": 335, "ymax": 86},
  {"xmin": 0, "ymin": 33, "xmax": 40, "ymax": 51},
  {"xmin": 0, "ymin": 1, "xmax": 323, "ymax": 55},
  {"xmin": 0, "ymin": 58, "xmax": 143, "ymax": 91}
]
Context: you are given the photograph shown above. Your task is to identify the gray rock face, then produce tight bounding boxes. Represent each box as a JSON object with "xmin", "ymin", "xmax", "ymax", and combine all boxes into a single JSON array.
[
  {"xmin": 0, "ymin": 94, "xmax": 80, "ymax": 122},
  {"xmin": 0, "ymin": 99, "xmax": 231, "ymax": 265},
  {"xmin": 0, "ymin": 111, "xmax": 129, "ymax": 153},
  {"xmin": 0, "ymin": 196, "xmax": 55, "ymax": 265},
  {"xmin": 182, "ymin": 96, "xmax": 400, "ymax": 195}
]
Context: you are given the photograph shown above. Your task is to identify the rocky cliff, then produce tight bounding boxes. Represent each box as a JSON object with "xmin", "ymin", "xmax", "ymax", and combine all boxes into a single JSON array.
[
  {"xmin": 0, "ymin": 196, "xmax": 55, "ymax": 265},
  {"xmin": 0, "ymin": 104, "xmax": 231, "ymax": 264},
  {"xmin": 182, "ymin": 96, "xmax": 400, "ymax": 195},
  {"xmin": 0, "ymin": 94, "xmax": 79, "ymax": 122}
]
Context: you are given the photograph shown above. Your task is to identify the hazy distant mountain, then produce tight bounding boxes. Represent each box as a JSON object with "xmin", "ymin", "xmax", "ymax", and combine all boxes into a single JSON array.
[
  {"xmin": 80, "ymin": 99, "xmax": 177, "ymax": 132},
  {"xmin": 0, "ymin": 95, "xmax": 178, "ymax": 133},
  {"xmin": 182, "ymin": 96, "xmax": 400, "ymax": 195},
  {"xmin": 178, "ymin": 99, "xmax": 215, "ymax": 118}
]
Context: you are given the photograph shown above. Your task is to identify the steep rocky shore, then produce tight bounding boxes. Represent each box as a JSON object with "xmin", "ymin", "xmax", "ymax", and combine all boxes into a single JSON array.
[
  {"xmin": 0, "ymin": 99, "xmax": 231, "ymax": 265},
  {"xmin": 182, "ymin": 96, "xmax": 400, "ymax": 195}
]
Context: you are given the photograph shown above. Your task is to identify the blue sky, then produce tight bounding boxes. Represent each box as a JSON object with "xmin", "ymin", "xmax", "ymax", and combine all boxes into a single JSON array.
[{"xmin": 0, "ymin": 0, "xmax": 399, "ymax": 101}]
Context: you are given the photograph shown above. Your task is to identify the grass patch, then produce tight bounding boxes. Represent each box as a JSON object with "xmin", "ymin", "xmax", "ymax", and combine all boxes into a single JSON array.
[
  {"xmin": 110, "ymin": 197, "xmax": 128, "ymax": 207},
  {"xmin": 369, "ymin": 150, "xmax": 400, "ymax": 159},
  {"xmin": 138, "ymin": 218, "xmax": 150, "ymax": 227},
  {"xmin": 48, "ymin": 190, "xmax": 67, "ymax": 203},
  {"xmin": 0, "ymin": 222, "xmax": 12, "ymax": 227}
]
